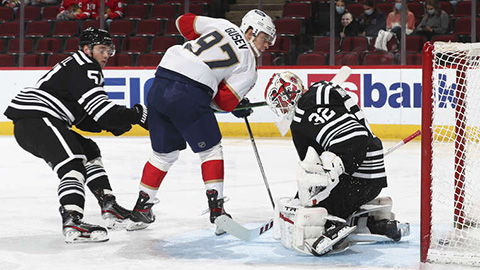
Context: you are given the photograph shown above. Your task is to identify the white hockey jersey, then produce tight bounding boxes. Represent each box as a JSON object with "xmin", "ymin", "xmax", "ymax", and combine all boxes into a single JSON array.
[{"xmin": 159, "ymin": 13, "xmax": 257, "ymax": 112}]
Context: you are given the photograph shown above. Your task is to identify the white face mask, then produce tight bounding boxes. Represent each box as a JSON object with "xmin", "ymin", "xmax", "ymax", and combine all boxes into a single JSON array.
[
  {"xmin": 336, "ymin": 6, "xmax": 345, "ymax": 14},
  {"xmin": 427, "ymin": 9, "xmax": 435, "ymax": 15},
  {"xmin": 395, "ymin": 3, "xmax": 402, "ymax": 10},
  {"xmin": 365, "ymin": 9, "xmax": 374, "ymax": 15}
]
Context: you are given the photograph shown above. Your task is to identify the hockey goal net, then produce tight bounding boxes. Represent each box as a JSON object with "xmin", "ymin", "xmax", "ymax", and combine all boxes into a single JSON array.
[{"xmin": 422, "ymin": 41, "xmax": 480, "ymax": 266}]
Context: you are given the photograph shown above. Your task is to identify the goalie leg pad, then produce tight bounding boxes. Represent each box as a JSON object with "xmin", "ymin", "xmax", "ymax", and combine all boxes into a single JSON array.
[
  {"xmin": 292, "ymin": 207, "xmax": 328, "ymax": 254},
  {"xmin": 273, "ymin": 197, "xmax": 301, "ymax": 249}
]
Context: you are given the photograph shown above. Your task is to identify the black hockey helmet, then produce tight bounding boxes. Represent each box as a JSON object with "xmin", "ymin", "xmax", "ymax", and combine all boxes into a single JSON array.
[{"xmin": 79, "ymin": 27, "xmax": 115, "ymax": 56}]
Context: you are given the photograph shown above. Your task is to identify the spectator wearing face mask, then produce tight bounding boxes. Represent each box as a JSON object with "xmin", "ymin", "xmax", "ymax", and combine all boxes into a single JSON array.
[
  {"xmin": 357, "ymin": 0, "xmax": 386, "ymax": 38},
  {"xmin": 374, "ymin": 0, "xmax": 415, "ymax": 51},
  {"xmin": 339, "ymin": 12, "xmax": 359, "ymax": 38},
  {"xmin": 334, "ymin": 0, "xmax": 347, "ymax": 36},
  {"xmin": 414, "ymin": 0, "xmax": 449, "ymax": 41}
]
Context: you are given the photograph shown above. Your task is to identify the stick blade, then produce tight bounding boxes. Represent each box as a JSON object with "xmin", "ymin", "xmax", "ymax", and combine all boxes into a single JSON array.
[{"xmin": 330, "ymin": 66, "xmax": 352, "ymax": 86}]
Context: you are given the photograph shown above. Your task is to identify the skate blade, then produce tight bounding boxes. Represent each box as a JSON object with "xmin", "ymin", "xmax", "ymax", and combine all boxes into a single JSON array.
[
  {"xmin": 102, "ymin": 213, "xmax": 129, "ymax": 230},
  {"xmin": 64, "ymin": 230, "xmax": 109, "ymax": 243},
  {"xmin": 126, "ymin": 221, "xmax": 150, "ymax": 231},
  {"xmin": 214, "ymin": 225, "xmax": 226, "ymax": 236}
]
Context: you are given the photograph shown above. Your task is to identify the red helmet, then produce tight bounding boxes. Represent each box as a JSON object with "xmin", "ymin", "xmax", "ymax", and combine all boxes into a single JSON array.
[{"xmin": 264, "ymin": 71, "xmax": 304, "ymax": 116}]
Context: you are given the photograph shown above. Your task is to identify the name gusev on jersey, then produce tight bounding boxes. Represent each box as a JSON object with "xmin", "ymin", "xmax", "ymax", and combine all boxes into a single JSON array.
[{"xmin": 159, "ymin": 13, "xmax": 257, "ymax": 112}]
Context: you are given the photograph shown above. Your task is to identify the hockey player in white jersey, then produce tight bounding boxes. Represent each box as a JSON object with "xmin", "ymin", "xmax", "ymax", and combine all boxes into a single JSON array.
[
  {"xmin": 265, "ymin": 71, "xmax": 409, "ymax": 256},
  {"xmin": 127, "ymin": 10, "xmax": 276, "ymax": 233}
]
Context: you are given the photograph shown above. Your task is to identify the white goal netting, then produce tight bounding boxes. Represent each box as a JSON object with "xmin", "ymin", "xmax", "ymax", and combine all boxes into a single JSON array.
[{"xmin": 427, "ymin": 42, "xmax": 480, "ymax": 266}]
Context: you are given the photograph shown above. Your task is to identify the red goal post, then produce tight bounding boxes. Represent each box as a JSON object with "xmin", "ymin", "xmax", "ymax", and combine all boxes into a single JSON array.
[{"xmin": 421, "ymin": 41, "xmax": 480, "ymax": 266}]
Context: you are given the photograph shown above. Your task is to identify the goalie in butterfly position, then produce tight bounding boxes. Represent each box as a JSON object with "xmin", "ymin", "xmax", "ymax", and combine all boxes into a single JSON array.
[{"xmin": 265, "ymin": 71, "xmax": 410, "ymax": 256}]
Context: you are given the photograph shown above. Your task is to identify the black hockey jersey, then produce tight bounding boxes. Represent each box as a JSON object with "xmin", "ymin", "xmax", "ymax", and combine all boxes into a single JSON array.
[
  {"xmin": 290, "ymin": 81, "xmax": 387, "ymax": 185},
  {"xmin": 4, "ymin": 50, "xmax": 137, "ymax": 132}
]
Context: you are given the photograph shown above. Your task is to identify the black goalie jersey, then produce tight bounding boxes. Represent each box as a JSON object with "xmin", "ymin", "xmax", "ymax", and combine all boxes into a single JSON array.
[
  {"xmin": 4, "ymin": 50, "xmax": 137, "ymax": 132},
  {"xmin": 290, "ymin": 81, "xmax": 387, "ymax": 187}
]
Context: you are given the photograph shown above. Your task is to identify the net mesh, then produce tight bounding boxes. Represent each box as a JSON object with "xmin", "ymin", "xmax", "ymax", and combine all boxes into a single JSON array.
[{"xmin": 428, "ymin": 42, "xmax": 480, "ymax": 266}]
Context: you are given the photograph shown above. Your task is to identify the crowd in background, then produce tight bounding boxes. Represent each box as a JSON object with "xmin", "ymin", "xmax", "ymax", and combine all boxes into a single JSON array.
[{"xmin": 0, "ymin": 0, "xmax": 477, "ymax": 66}]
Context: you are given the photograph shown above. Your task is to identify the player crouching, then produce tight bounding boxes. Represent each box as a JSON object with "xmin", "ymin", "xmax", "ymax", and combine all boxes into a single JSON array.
[{"xmin": 266, "ymin": 70, "xmax": 409, "ymax": 256}]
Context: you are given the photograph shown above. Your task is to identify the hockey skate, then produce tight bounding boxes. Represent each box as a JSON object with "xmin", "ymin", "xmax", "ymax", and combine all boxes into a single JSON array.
[
  {"xmin": 367, "ymin": 216, "xmax": 409, "ymax": 242},
  {"xmin": 59, "ymin": 206, "xmax": 109, "ymax": 243},
  {"xmin": 304, "ymin": 219, "xmax": 356, "ymax": 256},
  {"xmin": 93, "ymin": 189, "xmax": 131, "ymax": 230},
  {"xmin": 206, "ymin": 189, "xmax": 231, "ymax": 236},
  {"xmin": 127, "ymin": 191, "xmax": 156, "ymax": 231}
]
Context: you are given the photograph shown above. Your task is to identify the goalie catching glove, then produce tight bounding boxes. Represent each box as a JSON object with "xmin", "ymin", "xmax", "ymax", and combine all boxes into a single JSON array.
[{"xmin": 297, "ymin": 147, "xmax": 345, "ymax": 206}]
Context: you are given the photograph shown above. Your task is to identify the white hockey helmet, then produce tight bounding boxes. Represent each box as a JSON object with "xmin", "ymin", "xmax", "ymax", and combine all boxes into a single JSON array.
[
  {"xmin": 265, "ymin": 71, "xmax": 304, "ymax": 116},
  {"xmin": 240, "ymin": 9, "xmax": 276, "ymax": 55}
]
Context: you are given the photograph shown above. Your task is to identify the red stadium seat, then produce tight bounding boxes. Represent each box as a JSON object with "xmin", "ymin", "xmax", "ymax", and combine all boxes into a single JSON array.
[
  {"xmin": 150, "ymin": 4, "xmax": 176, "ymax": 20},
  {"xmin": 407, "ymin": 3, "xmax": 423, "ymax": 17},
  {"xmin": 439, "ymin": 2, "xmax": 453, "ymax": 16},
  {"xmin": 23, "ymin": 54, "xmax": 45, "ymax": 66},
  {"xmin": 151, "ymin": 36, "xmax": 178, "ymax": 54},
  {"xmin": 297, "ymin": 52, "xmax": 327, "ymax": 65},
  {"xmin": 363, "ymin": 51, "xmax": 395, "ymax": 65},
  {"xmin": 283, "ymin": 2, "xmax": 311, "ymax": 19},
  {"xmin": 454, "ymin": 1, "xmax": 479, "ymax": 17},
  {"xmin": 47, "ymin": 53, "xmax": 70, "ymax": 66},
  {"xmin": 314, "ymin": 37, "xmax": 339, "ymax": 53},
  {"xmin": 15, "ymin": 6, "xmax": 41, "ymax": 21},
  {"xmin": 122, "ymin": 36, "xmax": 148, "ymax": 54},
  {"xmin": 340, "ymin": 36, "xmax": 368, "ymax": 53},
  {"xmin": 82, "ymin": 20, "xmax": 100, "ymax": 31},
  {"xmin": 137, "ymin": 53, "xmax": 163, "ymax": 66},
  {"xmin": 431, "ymin": 34, "xmax": 458, "ymax": 43},
  {"xmin": 42, "ymin": 5, "xmax": 60, "ymax": 21},
  {"xmin": 7, "ymin": 38, "xmax": 34, "ymax": 54},
  {"xmin": 377, "ymin": 3, "xmax": 393, "ymax": 16},
  {"xmin": 346, "ymin": 3, "xmax": 364, "ymax": 19},
  {"xmin": 123, "ymin": 4, "xmax": 148, "ymax": 20},
  {"xmin": 52, "ymin": 20, "xmax": 79, "ymax": 38},
  {"xmin": 454, "ymin": 17, "xmax": 480, "ymax": 41},
  {"xmin": 405, "ymin": 35, "xmax": 427, "ymax": 52},
  {"xmin": 179, "ymin": 3, "xmax": 207, "ymax": 16},
  {"xmin": 136, "ymin": 20, "xmax": 163, "ymax": 37},
  {"xmin": 26, "ymin": 21, "xmax": 51, "ymax": 38},
  {"xmin": 64, "ymin": 37, "xmax": 79, "ymax": 53},
  {"xmin": 0, "ymin": 54, "xmax": 15, "ymax": 66},
  {"xmin": 404, "ymin": 52, "xmax": 422, "ymax": 65},
  {"xmin": 35, "ymin": 37, "xmax": 62, "ymax": 54},
  {"xmin": 0, "ymin": 21, "xmax": 20, "ymax": 38},
  {"xmin": 0, "ymin": 6, "xmax": 14, "ymax": 22},
  {"xmin": 109, "ymin": 20, "xmax": 134, "ymax": 38},
  {"xmin": 0, "ymin": 39, "xmax": 5, "ymax": 52},
  {"xmin": 335, "ymin": 52, "xmax": 359, "ymax": 65},
  {"xmin": 106, "ymin": 53, "xmax": 134, "ymax": 66}
]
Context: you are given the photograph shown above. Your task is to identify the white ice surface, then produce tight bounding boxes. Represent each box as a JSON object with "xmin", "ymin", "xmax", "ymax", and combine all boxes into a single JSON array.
[{"xmin": 0, "ymin": 136, "xmax": 475, "ymax": 270}]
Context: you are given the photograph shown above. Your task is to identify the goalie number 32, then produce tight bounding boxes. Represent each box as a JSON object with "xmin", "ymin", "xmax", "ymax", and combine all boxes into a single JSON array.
[
  {"xmin": 184, "ymin": 31, "xmax": 239, "ymax": 69},
  {"xmin": 309, "ymin": 108, "xmax": 336, "ymax": 125}
]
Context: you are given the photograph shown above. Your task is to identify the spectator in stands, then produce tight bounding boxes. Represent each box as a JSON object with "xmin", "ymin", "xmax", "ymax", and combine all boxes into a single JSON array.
[
  {"xmin": 1, "ymin": 0, "xmax": 28, "ymax": 11},
  {"xmin": 339, "ymin": 12, "xmax": 359, "ymax": 38},
  {"xmin": 374, "ymin": 0, "xmax": 415, "ymax": 51},
  {"xmin": 96, "ymin": 0, "xmax": 124, "ymax": 28},
  {"xmin": 334, "ymin": 0, "xmax": 347, "ymax": 36},
  {"xmin": 357, "ymin": 0, "xmax": 386, "ymax": 38},
  {"xmin": 414, "ymin": 0, "xmax": 449, "ymax": 41},
  {"xmin": 57, "ymin": 0, "xmax": 86, "ymax": 20}
]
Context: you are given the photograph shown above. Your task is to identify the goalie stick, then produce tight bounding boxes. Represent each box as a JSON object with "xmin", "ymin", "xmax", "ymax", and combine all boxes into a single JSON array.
[{"xmin": 214, "ymin": 215, "xmax": 273, "ymax": 242}]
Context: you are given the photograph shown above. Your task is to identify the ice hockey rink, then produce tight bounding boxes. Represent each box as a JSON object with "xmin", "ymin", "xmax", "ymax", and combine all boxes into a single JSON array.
[{"xmin": 0, "ymin": 135, "xmax": 476, "ymax": 270}]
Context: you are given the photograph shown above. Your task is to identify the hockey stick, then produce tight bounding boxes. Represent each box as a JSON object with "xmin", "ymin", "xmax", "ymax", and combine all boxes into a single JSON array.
[
  {"xmin": 384, "ymin": 130, "xmax": 421, "ymax": 157},
  {"xmin": 214, "ymin": 215, "xmax": 274, "ymax": 241},
  {"xmin": 244, "ymin": 116, "xmax": 275, "ymax": 209},
  {"xmin": 214, "ymin": 101, "xmax": 267, "ymax": 114}
]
